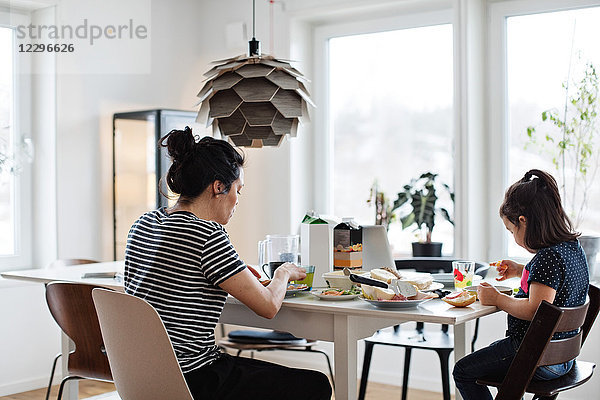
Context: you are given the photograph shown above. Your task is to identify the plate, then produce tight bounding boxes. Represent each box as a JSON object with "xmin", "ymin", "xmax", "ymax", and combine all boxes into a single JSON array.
[
  {"xmin": 286, "ymin": 283, "xmax": 310, "ymax": 297},
  {"xmin": 463, "ymin": 285, "xmax": 514, "ymax": 297},
  {"xmin": 421, "ymin": 282, "xmax": 445, "ymax": 292},
  {"xmin": 432, "ymin": 273, "xmax": 482, "ymax": 285},
  {"xmin": 310, "ymin": 290, "xmax": 360, "ymax": 301},
  {"xmin": 359, "ymin": 296, "xmax": 432, "ymax": 309}
]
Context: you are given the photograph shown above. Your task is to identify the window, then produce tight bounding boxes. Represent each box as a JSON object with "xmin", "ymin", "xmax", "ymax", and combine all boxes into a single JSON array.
[
  {"xmin": 326, "ymin": 23, "xmax": 454, "ymax": 255},
  {"xmin": 0, "ymin": 26, "xmax": 15, "ymax": 257},
  {"xmin": 506, "ymin": 6, "xmax": 600, "ymax": 257},
  {"xmin": 0, "ymin": 14, "xmax": 32, "ymax": 271}
]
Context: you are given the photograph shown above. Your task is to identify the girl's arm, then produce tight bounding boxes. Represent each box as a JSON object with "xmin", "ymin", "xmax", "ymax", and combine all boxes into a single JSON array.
[
  {"xmin": 219, "ymin": 263, "xmax": 306, "ymax": 319},
  {"xmin": 495, "ymin": 259, "xmax": 524, "ymax": 281},
  {"xmin": 478, "ymin": 281, "xmax": 556, "ymax": 320}
]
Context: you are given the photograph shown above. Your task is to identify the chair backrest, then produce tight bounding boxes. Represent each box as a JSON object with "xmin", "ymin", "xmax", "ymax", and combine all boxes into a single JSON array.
[
  {"xmin": 48, "ymin": 259, "xmax": 98, "ymax": 268},
  {"xmin": 92, "ymin": 288, "xmax": 194, "ymax": 400},
  {"xmin": 496, "ymin": 284, "xmax": 600, "ymax": 400},
  {"xmin": 45, "ymin": 282, "xmax": 112, "ymax": 380}
]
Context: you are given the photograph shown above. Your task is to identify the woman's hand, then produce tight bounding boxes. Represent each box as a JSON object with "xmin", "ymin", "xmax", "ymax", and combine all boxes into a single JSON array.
[
  {"xmin": 477, "ymin": 282, "xmax": 501, "ymax": 306},
  {"xmin": 273, "ymin": 263, "xmax": 306, "ymax": 282},
  {"xmin": 495, "ymin": 259, "xmax": 524, "ymax": 281}
]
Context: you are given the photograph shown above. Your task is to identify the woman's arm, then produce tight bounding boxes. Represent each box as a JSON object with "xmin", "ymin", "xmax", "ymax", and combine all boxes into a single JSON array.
[
  {"xmin": 219, "ymin": 263, "xmax": 306, "ymax": 319},
  {"xmin": 478, "ymin": 281, "xmax": 556, "ymax": 320}
]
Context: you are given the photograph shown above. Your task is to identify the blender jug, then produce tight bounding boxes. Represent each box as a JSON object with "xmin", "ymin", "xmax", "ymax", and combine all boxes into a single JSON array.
[{"xmin": 258, "ymin": 234, "xmax": 299, "ymax": 278}]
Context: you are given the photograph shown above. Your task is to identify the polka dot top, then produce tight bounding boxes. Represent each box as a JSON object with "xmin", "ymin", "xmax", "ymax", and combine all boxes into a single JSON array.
[{"xmin": 507, "ymin": 240, "xmax": 589, "ymax": 343}]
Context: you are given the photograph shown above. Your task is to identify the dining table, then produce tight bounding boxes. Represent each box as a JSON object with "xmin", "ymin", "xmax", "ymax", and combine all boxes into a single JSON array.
[{"xmin": 2, "ymin": 261, "xmax": 502, "ymax": 400}]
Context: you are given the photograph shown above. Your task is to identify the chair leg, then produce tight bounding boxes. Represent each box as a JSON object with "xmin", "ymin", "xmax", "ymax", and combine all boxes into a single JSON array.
[
  {"xmin": 401, "ymin": 348, "xmax": 412, "ymax": 400},
  {"xmin": 471, "ymin": 318, "xmax": 480, "ymax": 352},
  {"xmin": 358, "ymin": 342, "xmax": 375, "ymax": 400},
  {"xmin": 309, "ymin": 348, "xmax": 335, "ymax": 390},
  {"xmin": 45, "ymin": 353, "xmax": 61, "ymax": 400},
  {"xmin": 56, "ymin": 376, "xmax": 81, "ymax": 400},
  {"xmin": 437, "ymin": 349, "xmax": 453, "ymax": 400}
]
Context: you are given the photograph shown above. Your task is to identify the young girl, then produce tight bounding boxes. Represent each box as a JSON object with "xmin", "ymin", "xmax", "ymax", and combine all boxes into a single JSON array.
[{"xmin": 453, "ymin": 169, "xmax": 589, "ymax": 400}]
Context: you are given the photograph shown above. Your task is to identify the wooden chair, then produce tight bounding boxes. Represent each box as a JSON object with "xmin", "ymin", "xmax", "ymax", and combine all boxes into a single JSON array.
[
  {"xmin": 358, "ymin": 259, "xmax": 488, "ymax": 400},
  {"xmin": 44, "ymin": 259, "xmax": 98, "ymax": 400},
  {"xmin": 45, "ymin": 282, "xmax": 112, "ymax": 400},
  {"xmin": 92, "ymin": 288, "xmax": 194, "ymax": 400},
  {"xmin": 477, "ymin": 283, "xmax": 599, "ymax": 400}
]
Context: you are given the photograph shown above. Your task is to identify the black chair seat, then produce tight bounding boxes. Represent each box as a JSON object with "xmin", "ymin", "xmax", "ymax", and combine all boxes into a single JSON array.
[
  {"xmin": 366, "ymin": 326, "xmax": 453, "ymax": 351},
  {"xmin": 478, "ymin": 361, "xmax": 596, "ymax": 397}
]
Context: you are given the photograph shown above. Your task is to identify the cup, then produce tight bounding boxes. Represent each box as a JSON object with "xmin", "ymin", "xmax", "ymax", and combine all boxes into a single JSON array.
[
  {"xmin": 293, "ymin": 265, "xmax": 315, "ymax": 289},
  {"xmin": 453, "ymin": 261, "xmax": 475, "ymax": 290},
  {"xmin": 262, "ymin": 261, "xmax": 285, "ymax": 279}
]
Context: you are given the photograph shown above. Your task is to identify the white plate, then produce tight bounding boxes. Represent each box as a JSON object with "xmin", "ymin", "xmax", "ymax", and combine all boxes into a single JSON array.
[
  {"xmin": 432, "ymin": 273, "xmax": 482, "ymax": 285},
  {"xmin": 359, "ymin": 296, "xmax": 432, "ymax": 309},
  {"xmin": 421, "ymin": 282, "xmax": 445, "ymax": 292},
  {"xmin": 285, "ymin": 284, "xmax": 310, "ymax": 297},
  {"xmin": 310, "ymin": 290, "xmax": 360, "ymax": 301}
]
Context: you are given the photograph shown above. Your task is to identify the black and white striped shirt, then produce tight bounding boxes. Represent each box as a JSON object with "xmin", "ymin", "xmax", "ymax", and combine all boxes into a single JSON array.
[{"xmin": 124, "ymin": 208, "xmax": 246, "ymax": 373}]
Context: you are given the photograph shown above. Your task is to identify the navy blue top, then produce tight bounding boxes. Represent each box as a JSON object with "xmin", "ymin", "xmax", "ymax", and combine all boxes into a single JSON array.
[{"xmin": 507, "ymin": 240, "xmax": 589, "ymax": 343}]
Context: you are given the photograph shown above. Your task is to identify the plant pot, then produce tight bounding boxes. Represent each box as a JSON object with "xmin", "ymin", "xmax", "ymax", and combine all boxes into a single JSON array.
[
  {"xmin": 412, "ymin": 242, "xmax": 443, "ymax": 257},
  {"xmin": 579, "ymin": 235, "xmax": 600, "ymax": 279}
]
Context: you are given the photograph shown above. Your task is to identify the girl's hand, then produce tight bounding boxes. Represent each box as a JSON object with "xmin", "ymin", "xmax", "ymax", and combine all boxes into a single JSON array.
[
  {"xmin": 493, "ymin": 259, "xmax": 523, "ymax": 281},
  {"xmin": 477, "ymin": 282, "xmax": 500, "ymax": 306},
  {"xmin": 273, "ymin": 263, "xmax": 306, "ymax": 282}
]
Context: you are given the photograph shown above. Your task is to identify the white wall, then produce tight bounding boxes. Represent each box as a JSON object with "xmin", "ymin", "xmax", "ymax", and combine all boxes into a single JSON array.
[{"xmin": 1, "ymin": 0, "xmax": 599, "ymax": 397}]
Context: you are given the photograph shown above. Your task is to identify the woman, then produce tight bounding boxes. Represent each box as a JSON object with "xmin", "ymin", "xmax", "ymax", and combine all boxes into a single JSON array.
[
  {"xmin": 453, "ymin": 169, "xmax": 589, "ymax": 400},
  {"xmin": 124, "ymin": 127, "xmax": 332, "ymax": 400}
]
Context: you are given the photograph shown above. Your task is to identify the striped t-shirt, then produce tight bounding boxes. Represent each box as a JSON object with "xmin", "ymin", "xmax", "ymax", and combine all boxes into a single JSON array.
[{"xmin": 124, "ymin": 208, "xmax": 246, "ymax": 373}]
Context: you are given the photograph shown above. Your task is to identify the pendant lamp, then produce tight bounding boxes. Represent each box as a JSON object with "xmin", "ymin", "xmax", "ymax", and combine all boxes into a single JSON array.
[{"xmin": 195, "ymin": 0, "xmax": 313, "ymax": 148}]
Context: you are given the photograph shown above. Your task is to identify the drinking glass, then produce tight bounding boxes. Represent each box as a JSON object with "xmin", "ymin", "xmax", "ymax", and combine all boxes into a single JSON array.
[{"xmin": 453, "ymin": 261, "xmax": 475, "ymax": 290}]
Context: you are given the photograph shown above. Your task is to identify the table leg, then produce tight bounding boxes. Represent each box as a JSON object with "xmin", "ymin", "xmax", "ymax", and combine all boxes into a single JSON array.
[
  {"xmin": 61, "ymin": 332, "xmax": 78, "ymax": 400},
  {"xmin": 453, "ymin": 322, "xmax": 470, "ymax": 400},
  {"xmin": 334, "ymin": 314, "xmax": 359, "ymax": 400}
]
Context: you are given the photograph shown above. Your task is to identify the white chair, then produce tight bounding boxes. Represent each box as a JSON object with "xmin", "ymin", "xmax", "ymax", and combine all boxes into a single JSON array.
[{"xmin": 92, "ymin": 289, "xmax": 193, "ymax": 400}]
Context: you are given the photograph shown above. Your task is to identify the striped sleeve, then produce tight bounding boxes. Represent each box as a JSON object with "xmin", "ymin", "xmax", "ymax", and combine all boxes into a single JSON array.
[{"xmin": 202, "ymin": 227, "xmax": 246, "ymax": 286}]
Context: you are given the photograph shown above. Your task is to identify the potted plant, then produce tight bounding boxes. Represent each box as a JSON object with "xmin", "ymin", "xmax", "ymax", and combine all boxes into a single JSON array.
[
  {"xmin": 525, "ymin": 59, "xmax": 600, "ymax": 276},
  {"xmin": 367, "ymin": 180, "xmax": 396, "ymax": 231},
  {"xmin": 391, "ymin": 172, "xmax": 454, "ymax": 257}
]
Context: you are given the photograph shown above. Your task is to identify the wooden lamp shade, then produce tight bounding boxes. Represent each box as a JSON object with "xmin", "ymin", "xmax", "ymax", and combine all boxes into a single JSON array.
[{"xmin": 196, "ymin": 54, "xmax": 313, "ymax": 147}]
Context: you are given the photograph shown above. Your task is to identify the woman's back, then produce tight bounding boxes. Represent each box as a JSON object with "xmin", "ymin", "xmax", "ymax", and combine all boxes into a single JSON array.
[{"xmin": 124, "ymin": 208, "xmax": 246, "ymax": 373}]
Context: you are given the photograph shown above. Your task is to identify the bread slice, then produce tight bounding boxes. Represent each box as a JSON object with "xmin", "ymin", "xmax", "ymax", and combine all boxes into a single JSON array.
[
  {"xmin": 362, "ymin": 284, "xmax": 395, "ymax": 300},
  {"xmin": 370, "ymin": 268, "xmax": 399, "ymax": 284},
  {"xmin": 402, "ymin": 275, "xmax": 433, "ymax": 290}
]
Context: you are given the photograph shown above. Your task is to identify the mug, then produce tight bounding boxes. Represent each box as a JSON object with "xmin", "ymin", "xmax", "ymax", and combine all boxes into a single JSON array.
[{"xmin": 262, "ymin": 261, "xmax": 285, "ymax": 279}]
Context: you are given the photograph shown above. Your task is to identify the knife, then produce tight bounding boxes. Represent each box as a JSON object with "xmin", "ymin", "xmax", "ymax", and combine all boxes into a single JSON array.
[{"xmin": 343, "ymin": 268, "xmax": 417, "ymax": 297}]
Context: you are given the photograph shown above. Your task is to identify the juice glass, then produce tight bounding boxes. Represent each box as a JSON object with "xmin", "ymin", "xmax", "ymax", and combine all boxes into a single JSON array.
[{"xmin": 453, "ymin": 261, "xmax": 475, "ymax": 290}]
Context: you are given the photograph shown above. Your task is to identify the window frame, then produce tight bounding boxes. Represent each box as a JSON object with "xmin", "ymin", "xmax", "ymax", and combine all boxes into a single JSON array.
[
  {"xmin": 0, "ymin": 10, "xmax": 32, "ymax": 271},
  {"xmin": 487, "ymin": 0, "xmax": 600, "ymax": 260}
]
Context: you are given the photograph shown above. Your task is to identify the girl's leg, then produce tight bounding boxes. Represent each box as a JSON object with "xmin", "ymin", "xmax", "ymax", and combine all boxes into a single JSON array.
[{"xmin": 453, "ymin": 337, "xmax": 519, "ymax": 400}]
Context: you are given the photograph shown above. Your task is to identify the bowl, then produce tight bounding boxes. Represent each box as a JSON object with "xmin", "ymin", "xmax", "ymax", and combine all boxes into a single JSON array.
[{"xmin": 322, "ymin": 270, "xmax": 364, "ymax": 290}]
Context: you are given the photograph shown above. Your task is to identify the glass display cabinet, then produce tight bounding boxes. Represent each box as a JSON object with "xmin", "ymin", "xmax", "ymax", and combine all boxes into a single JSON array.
[{"xmin": 112, "ymin": 109, "xmax": 207, "ymax": 260}]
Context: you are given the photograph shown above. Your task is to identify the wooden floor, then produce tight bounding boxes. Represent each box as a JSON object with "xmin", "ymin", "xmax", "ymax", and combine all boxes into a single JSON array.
[{"xmin": 0, "ymin": 380, "xmax": 452, "ymax": 400}]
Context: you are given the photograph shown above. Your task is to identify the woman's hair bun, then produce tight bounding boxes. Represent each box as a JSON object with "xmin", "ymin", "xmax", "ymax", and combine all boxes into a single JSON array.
[{"xmin": 161, "ymin": 126, "xmax": 196, "ymax": 162}]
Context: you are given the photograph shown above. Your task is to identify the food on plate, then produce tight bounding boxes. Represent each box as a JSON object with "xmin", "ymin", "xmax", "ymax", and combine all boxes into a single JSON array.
[
  {"xmin": 370, "ymin": 268, "xmax": 399, "ymax": 283},
  {"xmin": 381, "ymin": 266, "xmax": 403, "ymax": 279},
  {"xmin": 442, "ymin": 291, "xmax": 476, "ymax": 307},
  {"xmin": 402, "ymin": 274, "xmax": 434, "ymax": 290},
  {"xmin": 287, "ymin": 283, "xmax": 308, "ymax": 291},
  {"xmin": 320, "ymin": 287, "xmax": 361, "ymax": 296},
  {"xmin": 362, "ymin": 284, "xmax": 435, "ymax": 301}
]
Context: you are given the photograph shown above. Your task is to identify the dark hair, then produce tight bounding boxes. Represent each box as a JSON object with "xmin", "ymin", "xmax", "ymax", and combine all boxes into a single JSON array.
[
  {"xmin": 159, "ymin": 127, "xmax": 245, "ymax": 201},
  {"xmin": 499, "ymin": 169, "xmax": 579, "ymax": 249}
]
